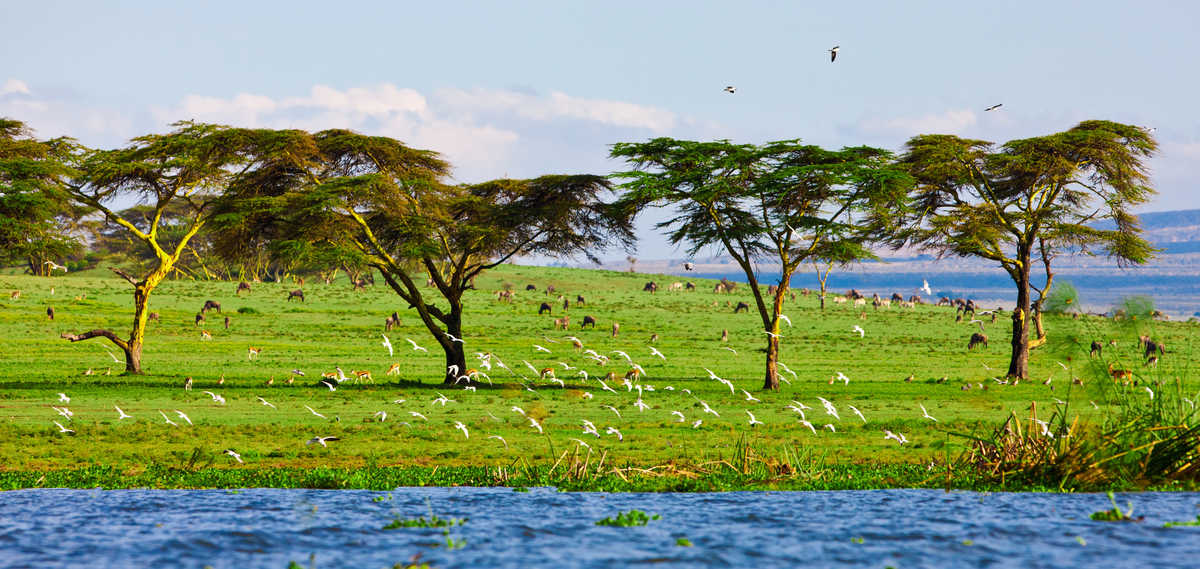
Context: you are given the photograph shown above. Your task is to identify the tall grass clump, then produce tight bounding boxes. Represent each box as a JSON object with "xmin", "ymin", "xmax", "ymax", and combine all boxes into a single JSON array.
[{"xmin": 958, "ymin": 296, "xmax": 1200, "ymax": 490}]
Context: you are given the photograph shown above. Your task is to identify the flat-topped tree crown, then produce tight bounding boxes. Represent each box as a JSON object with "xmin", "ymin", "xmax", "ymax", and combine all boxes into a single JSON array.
[
  {"xmin": 612, "ymin": 137, "xmax": 910, "ymax": 390},
  {"xmin": 890, "ymin": 120, "xmax": 1157, "ymax": 379}
]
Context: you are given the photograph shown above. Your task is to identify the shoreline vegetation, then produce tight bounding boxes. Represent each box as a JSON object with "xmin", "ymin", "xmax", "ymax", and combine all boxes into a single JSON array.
[{"xmin": 2, "ymin": 264, "xmax": 1197, "ymax": 493}]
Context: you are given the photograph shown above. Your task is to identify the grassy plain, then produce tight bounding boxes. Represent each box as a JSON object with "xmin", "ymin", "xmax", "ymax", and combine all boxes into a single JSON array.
[{"xmin": 0, "ymin": 264, "xmax": 1196, "ymax": 490}]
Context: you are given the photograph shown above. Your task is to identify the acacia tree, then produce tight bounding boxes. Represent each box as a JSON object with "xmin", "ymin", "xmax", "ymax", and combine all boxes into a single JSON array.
[
  {"xmin": 0, "ymin": 118, "xmax": 82, "ymax": 273},
  {"xmin": 890, "ymin": 120, "xmax": 1156, "ymax": 379},
  {"xmin": 58, "ymin": 122, "xmax": 249, "ymax": 374},
  {"xmin": 215, "ymin": 128, "xmax": 635, "ymax": 384},
  {"xmin": 612, "ymin": 139, "xmax": 910, "ymax": 390}
]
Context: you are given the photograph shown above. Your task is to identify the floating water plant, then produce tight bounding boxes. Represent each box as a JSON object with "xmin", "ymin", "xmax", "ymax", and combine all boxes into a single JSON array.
[
  {"xmin": 675, "ymin": 538, "xmax": 693, "ymax": 547},
  {"xmin": 595, "ymin": 510, "xmax": 660, "ymax": 527},
  {"xmin": 1089, "ymin": 492, "xmax": 1142, "ymax": 522},
  {"xmin": 1164, "ymin": 515, "xmax": 1200, "ymax": 528}
]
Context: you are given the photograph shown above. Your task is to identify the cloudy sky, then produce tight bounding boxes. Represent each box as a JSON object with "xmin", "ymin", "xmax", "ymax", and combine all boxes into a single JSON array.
[{"xmin": 3, "ymin": 1, "xmax": 1197, "ymax": 260}]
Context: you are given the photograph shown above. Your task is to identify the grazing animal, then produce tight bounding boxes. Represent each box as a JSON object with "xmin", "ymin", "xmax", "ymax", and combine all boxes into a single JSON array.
[
  {"xmin": 248, "ymin": 347, "xmax": 261, "ymax": 360},
  {"xmin": 611, "ymin": 322, "xmax": 620, "ymax": 337},
  {"xmin": 582, "ymin": 315, "xmax": 597, "ymax": 329},
  {"xmin": 236, "ymin": 281, "xmax": 252, "ymax": 295},
  {"xmin": 46, "ymin": 306, "xmax": 55, "ymax": 320},
  {"xmin": 495, "ymin": 290, "xmax": 513, "ymax": 302},
  {"xmin": 967, "ymin": 332, "xmax": 988, "ymax": 350},
  {"xmin": 1144, "ymin": 339, "xmax": 1165, "ymax": 360},
  {"xmin": 1108, "ymin": 363, "xmax": 1133, "ymax": 382},
  {"xmin": 669, "ymin": 282, "xmax": 684, "ymax": 292},
  {"xmin": 200, "ymin": 330, "xmax": 213, "ymax": 341},
  {"xmin": 650, "ymin": 333, "xmax": 659, "ymax": 343},
  {"xmin": 891, "ymin": 293, "xmax": 903, "ymax": 302},
  {"xmin": 624, "ymin": 368, "xmax": 641, "ymax": 381},
  {"xmin": 184, "ymin": 377, "xmax": 193, "ymax": 391},
  {"xmin": 385, "ymin": 312, "xmax": 401, "ymax": 331},
  {"xmin": 526, "ymin": 284, "xmax": 537, "ymax": 291},
  {"xmin": 562, "ymin": 297, "xmax": 569, "ymax": 311},
  {"xmin": 9, "ymin": 290, "xmax": 19, "ymax": 300},
  {"xmin": 643, "ymin": 281, "xmax": 658, "ymax": 293},
  {"xmin": 539, "ymin": 302, "xmax": 552, "ymax": 315},
  {"xmin": 575, "ymin": 295, "xmax": 585, "ymax": 306},
  {"xmin": 224, "ymin": 316, "xmax": 230, "ymax": 330},
  {"xmin": 553, "ymin": 316, "xmax": 570, "ymax": 330},
  {"xmin": 734, "ymin": 302, "xmax": 749, "ymax": 314},
  {"xmin": 686, "ymin": 282, "xmax": 695, "ymax": 291},
  {"xmin": 545, "ymin": 285, "xmax": 556, "ymax": 296},
  {"xmin": 195, "ymin": 313, "xmax": 205, "ymax": 326},
  {"xmin": 148, "ymin": 312, "xmax": 160, "ymax": 322},
  {"xmin": 287, "ymin": 289, "xmax": 305, "ymax": 302},
  {"xmin": 1090, "ymin": 340, "xmax": 1103, "ymax": 357},
  {"xmin": 351, "ymin": 278, "xmax": 367, "ymax": 290},
  {"xmin": 1146, "ymin": 355, "xmax": 1159, "ymax": 368},
  {"xmin": 202, "ymin": 300, "xmax": 221, "ymax": 313},
  {"xmin": 721, "ymin": 329, "xmax": 728, "ymax": 342}
]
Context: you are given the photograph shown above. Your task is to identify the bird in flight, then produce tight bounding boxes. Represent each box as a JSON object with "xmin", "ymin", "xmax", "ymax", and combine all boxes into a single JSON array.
[
  {"xmin": 528, "ymin": 417, "xmax": 543, "ymax": 434},
  {"xmin": 224, "ymin": 449, "xmax": 244, "ymax": 463},
  {"xmin": 884, "ymin": 430, "xmax": 908, "ymax": 445},
  {"xmin": 409, "ymin": 411, "xmax": 428, "ymax": 421},
  {"xmin": 306, "ymin": 436, "xmax": 340, "ymax": 447},
  {"xmin": 602, "ymin": 404, "xmax": 622, "ymax": 418},
  {"xmin": 649, "ymin": 346, "xmax": 666, "ymax": 360},
  {"xmin": 852, "ymin": 325, "xmax": 865, "ymax": 338},
  {"xmin": 381, "ymin": 334, "xmax": 393, "ymax": 357},
  {"xmin": 722, "ymin": 346, "xmax": 737, "ymax": 354},
  {"xmin": 256, "ymin": 396, "xmax": 276, "ymax": 409},
  {"xmin": 742, "ymin": 389, "xmax": 760, "ymax": 403},
  {"xmin": 488, "ymin": 435, "xmax": 508, "ymax": 449},
  {"xmin": 848, "ymin": 405, "xmax": 867, "ymax": 423},
  {"xmin": 304, "ymin": 405, "xmax": 327, "ymax": 419},
  {"xmin": 175, "ymin": 410, "xmax": 193, "ymax": 425},
  {"xmin": 453, "ymin": 421, "xmax": 469, "ymax": 438},
  {"xmin": 533, "ymin": 344, "xmax": 551, "ymax": 353},
  {"xmin": 723, "ymin": 85, "xmax": 736, "ymax": 94},
  {"xmin": 202, "ymin": 391, "xmax": 226, "ymax": 405},
  {"xmin": 747, "ymin": 410, "xmax": 763, "ymax": 426},
  {"xmin": 406, "ymin": 338, "xmax": 427, "ymax": 352},
  {"xmin": 445, "ymin": 333, "xmax": 465, "ymax": 344},
  {"xmin": 605, "ymin": 426, "xmax": 624, "ymax": 441},
  {"xmin": 919, "ymin": 403, "xmax": 938, "ymax": 422},
  {"xmin": 829, "ymin": 45, "xmax": 840, "ymax": 62},
  {"xmin": 921, "ymin": 279, "xmax": 932, "ymax": 296},
  {"xmin": 984, "ymin": 103, "xmax": 1003, "ymax": 112},
  {"xmin": 159, "ymin": 410, "xmax": 178, "ymax": 426},
  {"xmin": 115, "ymin": 406, "xmax": 133, "ymax": 420},
  {"xmin": 54, "ymin": 420, "xmax": 75, "ymax": 434},
  {"xmin": 778, "ymin": 314, "xmax": 792, "ymax": 327},
  {"xmin": 57, "ymin": 393, "xmax": 70, "ymax": 404},
  {"xmin": 671, "ymin": 410, "xmax": 686, "ymax": 423}
]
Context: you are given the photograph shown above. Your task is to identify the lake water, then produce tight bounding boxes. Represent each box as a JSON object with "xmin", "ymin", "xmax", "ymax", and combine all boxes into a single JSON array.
[{"xmin": 2, "ymin": 488, "xmax": 1198, "ymax": 568}]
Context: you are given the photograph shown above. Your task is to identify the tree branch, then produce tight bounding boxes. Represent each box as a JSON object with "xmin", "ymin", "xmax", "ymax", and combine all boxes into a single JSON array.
[
  {"xmin": 60, "ymin": 329, "xmax": 130, "ymax": 351},
  {"xmin": 109, "ymin": 267, "xmax": 139, "ymax": 286}
]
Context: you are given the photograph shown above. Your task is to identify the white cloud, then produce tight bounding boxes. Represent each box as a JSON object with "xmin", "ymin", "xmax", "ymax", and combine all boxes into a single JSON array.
[
  {"xmin": 436, "ymin": 87, "xmax": 678, "ymax": 132},
  {"xmin": 1, "ymin": 79, "xmax": 30, "ymax": 96}
]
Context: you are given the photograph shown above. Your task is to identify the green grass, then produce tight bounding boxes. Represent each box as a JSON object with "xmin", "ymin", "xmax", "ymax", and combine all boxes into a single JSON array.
[{"xmin": 0, "ymin": 264, "xmax": 1196, "ymax": 490}]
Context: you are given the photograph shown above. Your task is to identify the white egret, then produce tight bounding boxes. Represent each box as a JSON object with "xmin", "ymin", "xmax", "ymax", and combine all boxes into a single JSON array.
[
  {"xmin": 381, "ymin": 334, "xmax": 394, "ymax": 357},
  {"xmin": 305, "ymin": 436, "xmax": 340, "ymax": 447},
  {"xmin": 453, "ymin": 421, "xmax": 469, "ymax": 438},
  {"xmin": 605, "ymin": 426, "xmax": 624, "ymax": 441},
  {"xmin": 305, "ymin": 405, "xmax": 327, "ymax": 419},
  {"xmin": 919, "ymin": 403, "xmax": 938, "ymax": 422},
  {"xmin": 115, "ymin": 406, "xmax": 132, "ymax": 420},
  {"xmin": 747, "ymin": 410, "xmax": 763, "ymax": 426}
]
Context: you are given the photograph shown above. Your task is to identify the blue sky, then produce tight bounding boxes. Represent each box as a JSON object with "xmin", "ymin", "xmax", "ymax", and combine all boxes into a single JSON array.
[{"xmin": 2, "ymin": 1, "xmax": 1197, "ymax": 260}]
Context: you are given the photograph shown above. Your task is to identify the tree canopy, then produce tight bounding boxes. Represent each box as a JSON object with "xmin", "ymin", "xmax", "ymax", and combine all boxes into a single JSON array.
[
  {"xmin": 611, "ymin": 138, "xmax": 910, "ymax": 390},
  {"xmin": 888, "ymin": 120, "xmax": 1157, "ymax": 378},
  {"xmin": 0, "ymin": 118, "xmax": 82, "ymax": 273}
]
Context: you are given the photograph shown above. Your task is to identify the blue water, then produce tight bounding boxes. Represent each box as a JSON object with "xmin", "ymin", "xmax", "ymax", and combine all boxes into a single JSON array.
[{"xmin": 2, "ymin": 488, "xmax": 1198, "ymax": 568}]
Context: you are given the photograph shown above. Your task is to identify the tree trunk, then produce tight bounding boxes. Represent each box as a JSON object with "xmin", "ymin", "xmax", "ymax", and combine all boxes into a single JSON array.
[
  {"xmin": 819, "ymin": 293, "xmax": 826, "ymax": 310},
  {"xmin": 761, "ymin": 272, "xmax": 790, "ymax": 391},
  {"xmin": 1007, "ymin": 255, "xmax": 1032, "ymax": 379},
  {"xmin": 124, "ymin": 277, "xmax": 159, "ymax": 375},
  {"xmin": 442, "ymin": 307, "xmax": 466, "ymax": 385}
]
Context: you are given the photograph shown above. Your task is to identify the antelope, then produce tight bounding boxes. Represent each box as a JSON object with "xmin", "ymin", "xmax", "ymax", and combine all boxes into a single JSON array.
[
  {"xmin": 248, "ymin": 347, "xmax": 261, "ymax": 360},
  {"xmin": 386, "ymin": 363, "xmax": 402, "ymax": 375},
  {"xmin": 611, "ymin": 322, "xmax": 620, "ymax": 337},
  {"xmin": 9, "ymin": 290, "xmax": 18, "ymax": 300},
  {"xmin": 352, "ymin": 370, "xmax": 373, "ymax": 383},
  {"xmin": 200, "ymin": 330, "xmax": 213, "ymax": 341},
  {"xmin": 236, "ymin": 281, "xmax": 252, "ymax": 295},
  {"xmin": 553, "ymin": 316, "xmax": 570, "ymax": 330},
  {"xmin": 184, "ymin": 377, "xmax": 193, "ymax": 391},
  {"xmin": 540, "ymin": 367, "xmax": 556, "ymax": 379},
  {"xmin": 624, "ymin": 368, "xmax": 641, "ymax": 381},
  {"xmin": 1108, "ymin": 363, "xmax": 1133, "ymax": 383}
]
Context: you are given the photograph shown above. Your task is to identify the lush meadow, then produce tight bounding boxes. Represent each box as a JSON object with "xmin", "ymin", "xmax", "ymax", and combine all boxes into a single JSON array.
[{"xmin": 1, "ymin": 265, "xmax": 1196, "ymax": 491}]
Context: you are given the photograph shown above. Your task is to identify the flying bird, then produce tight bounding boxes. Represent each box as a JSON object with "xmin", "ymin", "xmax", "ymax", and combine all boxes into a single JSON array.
[
  {"xmin": 115, "ymin": 406, "xmax": 132, "ymax": 420},
  {"xmin": 921, "ymin": 279, "xmax": 932, "ymax": 296},
  {"xmin": 671, "ymin": 410, "xmax": 686, "ymax": 422},
  {"xmin": 256, "ymin": 396, "xmax": 276, "ymax": 409},
  {"xmin": 602, "ymin": 405, "xmax": 622, "ymax": 418},
  {"xmin": 54, "ymin": 420, "xmax": 74, "ymax": 434},
  {"xmin": 747, "ymin": 410, "xmax": 763, "ymax": 426},
  {"xmin": 649, "ymin": 346, "xmax": 666, "ymax": 360},
  {"xmin": 852, "ymin": 325, "xmax": 865, "ymax": 338},
  {"xmin": 409, "ymin": 411, "xmax": 428, "ymax": 421},
  {"xmin": 174, "ymin": 410, "xmax": 192, "ymax": 425},
  {"xmin": 159, "ymin": 411, "xmax": 177, "ymax": 426},
  {"xmin": 742, "ymin": 389, "xmax": 760, "ymax": 403},
  {"xmin": 984, "ymin": 103, "xmax": 1003, "ymax": 112},
  {"xmin": 406, "ymin": 338, "xmax": 428, "ymax": 352},
  {"xmin": 373, "ymin": 410, "xmax": 387, "ymax": 422},
  {"xmin": 445, "ymin": 333, "xmax": 465, "ymax": 344},
  {"xmin": 817, "ymin": 397, "xmax": 840, "ymax": 420},
  {"xmin": 453, "ymin": 421, "xmax": 469, "ymax": 438},
  {"xmin": 528, "ymin": 417, "xmax": 543, "ymax": 434},
  {"xmin": 202, "ymin": 391, "xmax": 226, "ymax": 405},
  {"xmin": 569, "ymin": 438, "xmax": 591, "ymax": 450},
  {"xmin": 884, "ymin": 430, "xmax": 908, "ymax": 445},
  {"xmin": 487, "ymin": 435, "xmax": 508, "ymax": 449},
  {"xmin": 305, "ymin": 436, "xmax": 340, "ymax": 447},
  {"xmin": 605, "ymin": 426, "xmax": 624, "ymax": 441},
  {"xmin": 381, "ymin": 334, "xmax": 393, "ymax": 357},
  {"xmin": 431, "ymin": 392, "xmax": 454, "ymax": 406},
  {"xmin": 764, "ymin": 331, "xmax": 783, "ymax": 339},
  {"xmin": 224, "ymin": 449, "xmax": 244, "ymax": 463},
  {"xmin": 57, "ymin": 393, "xmax": 70, "ymax": 404},
  {"xmin": 304, "ymin": 405, "xmax": 327, "ymax": 419},
  {"xmin": 692, "ymin": 419, "xmax": 703, "ymax": 429},
  {"xmin": 634, "ymin": 398, "xmax": 650, "ymax": 412},
  {"xmin": 52, "ymin": 406, "xmax": 73, "ymax": 420},
  {"xmin": 828, "ymin": 45, "xmax": 840, "ymax": 62},
  {"xmin": 919, "ymin": 403, "xmax": 938, "ymax": 422},
  {"xmin": 778, "ymin": 314, "xmax": 792, "ymax": 327},
  {"xmin": 848, "ymin": 405, "xmax": 867, "ymax": 423},
  {"xmin": 723, "ymin": 85, "xmax": 736, "ymax": 94},
  {"xmin": 722, "ymin": 346, "xmax": 737, "ymax": 354},
  {"xmin": 799, "ymin": 420, "xmax": 817, "ymax": 434},
  {"xmin": 532, "ymin": 344, "xmax": 551, "ymax": 353}
]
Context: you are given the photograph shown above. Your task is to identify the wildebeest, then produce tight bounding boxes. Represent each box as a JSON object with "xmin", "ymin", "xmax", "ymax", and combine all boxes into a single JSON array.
[
  {"xmin": 734, "ymin": 302, "xmax": 750, "ymax": 314},
  {"xmin": 1090, "ymin": 340, "xmax": 1103, "ymax": 357},
  {"xmin": 202, "ymin": 300, "xmax": 221, "ymax": 313},
  {"xmin": 385, "ymin": 312, "xmax": 401, "ymax": 331},
  {"xmin": 539, "ymin": 302, "xmax": 552, "ymax": 315},
  {"xmin": 576, "ymin": 295, "xmax": 585, "ymax": 306},
  {"xmin": 224, "ymin": 315, "xmax": 231, "ymax": 330},
  {"xmin": 937, "ymin": 297, "xmax": 951, "ymax": 306},
  {"xmin": 46, "ymin": 306, "xmax": 55, "ymax": 320},
  {"xmin": 582, "ymin": 315, "xmax": 597, "ymax": 329},
  {"xmin": 236, "ymin": 281, "xmax": 252, "ymax": 295},
  {"xmin": 526, "ymin": 284, "xmax": 537, "ymax": 291},
  {"xmin": 562, "ymin": 297, "xmax": 569, "ymax": 311},
  {"xmin": 968, "ymin": 332, "xmax": 988, "ymax": 350},
  {"xmin": 495, "ymin": 290, "xmax": 513, "ymax": 302},
  {"xmin": 1143, "ymin": 338, "xmax": 1165, "ymax": 359},
  {"xmin": 287, "ymin": 289, "xmax": 305, "ymax": 302},
  {"xmin": 195, "ymin": 313, "xmax": 205, "ymax": 326},
  {"xmin": 685, "ymin": 282, "xmax": 695, "ymax": 291},
  {"xmin": 846, "ymin": 289, "xmax": 863, "ymax": 300},
  {"xmin": 643, "ymin": 282, "xmax": 658, "ymax": 293},
  {"xmin": 891, "ymin": 293, "xmax": 903, "ymax": 302},
  {"xmin": 721, "ymin": 329, "xmax": 728, "ymax": 342},
  {"xmin": 546, "ymin": 285, "xmax": 556, "ymax": 295}
]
